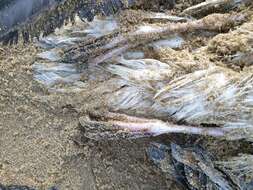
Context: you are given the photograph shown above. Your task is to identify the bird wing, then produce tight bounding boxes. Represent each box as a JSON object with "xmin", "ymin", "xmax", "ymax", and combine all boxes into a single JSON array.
[{"xmin": 0, "ymin": 0, "xmax": 135, "ymax": 44}]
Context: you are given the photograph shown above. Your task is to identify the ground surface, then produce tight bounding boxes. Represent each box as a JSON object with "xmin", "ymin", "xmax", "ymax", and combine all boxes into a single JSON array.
[
  {"xmin": 0, "ymin": 45, "xmax": 169, "ymax": 189},
  {"xmin": 0, "ymin": 1, "xmax": 253, "ymax": 189}
]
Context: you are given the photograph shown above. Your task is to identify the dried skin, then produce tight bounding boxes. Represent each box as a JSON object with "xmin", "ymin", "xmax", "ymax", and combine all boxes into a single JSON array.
[{"xmin": 63, "ymin": 12, "xmax": 246, "ymax": 65}]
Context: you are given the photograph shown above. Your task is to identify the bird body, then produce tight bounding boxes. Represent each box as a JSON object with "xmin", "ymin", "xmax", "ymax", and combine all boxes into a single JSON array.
[
  {"xmin": 1, "ymin": 0, "xmax": 253, "ymax": 189},
  {"xmin": 32, "ymin": 8, "xmax": 253, "ymax": 141}
]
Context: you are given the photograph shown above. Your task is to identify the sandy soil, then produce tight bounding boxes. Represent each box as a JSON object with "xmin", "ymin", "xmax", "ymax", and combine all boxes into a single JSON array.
[
  {"xmin": 0, "ymin": 1, "xmax": 252, "ymax": 189},
  {"xmin": 0, "ymin": 45, "xmax": 169, "ymax": 189}
]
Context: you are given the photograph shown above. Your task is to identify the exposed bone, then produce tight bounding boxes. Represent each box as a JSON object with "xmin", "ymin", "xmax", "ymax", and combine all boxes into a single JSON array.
[
  {"xmin": 182, "ymin": 0, "xmax": 250, "ymax": 17},
  {"xmin": 145, "ymin": 12, "xmax": 192, "ymax": 22},
  {"xmin": 79, "ymin": 112, "xmax": 229, "ymax": 140}
]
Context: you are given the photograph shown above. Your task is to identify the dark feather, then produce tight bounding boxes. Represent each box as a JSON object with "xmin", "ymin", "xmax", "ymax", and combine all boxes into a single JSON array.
[{"xmin": 0, "ymin": 0, "xmax": 136, "ymax": 44}]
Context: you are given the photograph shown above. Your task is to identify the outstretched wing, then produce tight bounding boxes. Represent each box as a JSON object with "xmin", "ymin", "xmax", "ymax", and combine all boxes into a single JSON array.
[{"xmin": 0, "ymin": 0, "xmax": 135, "ymax": 44}]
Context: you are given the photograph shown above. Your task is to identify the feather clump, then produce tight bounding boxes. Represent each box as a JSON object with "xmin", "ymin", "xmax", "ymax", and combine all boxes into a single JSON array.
[
  {"xmin": 0, "ymin": 0, "xmax": 135, "ymax": 44},
  {"xmin": 108, "ymin": 58, "xmax": 253, "ymax": 131}
]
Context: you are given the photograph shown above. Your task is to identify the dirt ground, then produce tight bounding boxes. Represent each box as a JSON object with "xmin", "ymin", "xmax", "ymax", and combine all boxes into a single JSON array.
[
  {"xmin": 0, "ymin": 0, "xmax": 253, "ymax": 189},
  {"xmin": 0, "ymin": 45, "xmax": 169, "ymax": 189}
]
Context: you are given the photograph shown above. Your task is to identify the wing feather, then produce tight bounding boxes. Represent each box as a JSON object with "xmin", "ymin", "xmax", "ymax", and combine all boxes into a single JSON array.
[{"xmin": 0, "ymin": 0, "xmax": 135, "ymax": 44}]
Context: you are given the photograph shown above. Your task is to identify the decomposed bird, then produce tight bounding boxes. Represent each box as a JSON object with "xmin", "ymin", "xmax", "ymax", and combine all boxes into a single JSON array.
[
  {"xmin": 2, "ymin": 1, "xmax": 253, "ymax": 189},
  {"xmin": 3, "ymin": 1, "xmax": 251, "ymax": 140},
  {"xmin": 32, "ymin": 1, "xmax": 253, "ymax": 142}
]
